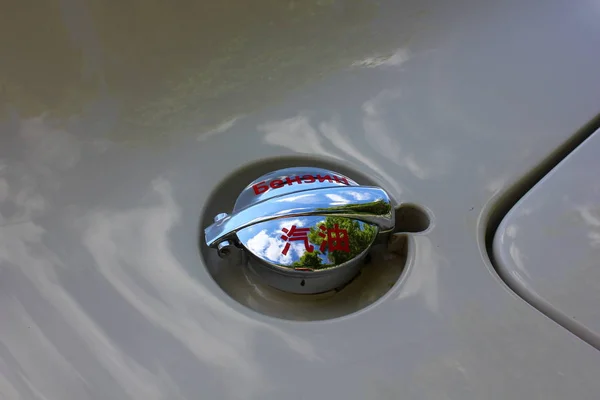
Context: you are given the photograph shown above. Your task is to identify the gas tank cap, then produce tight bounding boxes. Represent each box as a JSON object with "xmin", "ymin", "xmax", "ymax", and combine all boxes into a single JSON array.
[{"xmin": 204, "ymin": 167, "xmax": 395, "ymax": 294}]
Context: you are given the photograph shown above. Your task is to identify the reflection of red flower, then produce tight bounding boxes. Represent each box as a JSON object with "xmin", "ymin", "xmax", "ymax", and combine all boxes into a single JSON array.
[
  {"xmin": 318, "ymin": 224, "xmax": 350, "ymax": 253},
  {"xmin": 280, "ymin": 225, "xmax": 313, "ymax": 256}
]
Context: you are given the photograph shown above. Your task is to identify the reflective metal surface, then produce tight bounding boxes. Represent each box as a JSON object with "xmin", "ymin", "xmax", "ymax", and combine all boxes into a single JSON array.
[
  {"xmin": 238, "ymin": 216, "xmax": 377, "ymax": 270},
  {"xmin": 204, "ymin": 167, "xmax": 393, "ymax": 293},
  {"xmin": 205, "ymin": 186, "xmax": 394, "ymax": 247},
  {"xmin": 239, "ymin": 215, "xmax": 378, "ymax": 293},
  {"xmin": 233, "ymin": 167, "xmax": 360, "ymax": 211}
]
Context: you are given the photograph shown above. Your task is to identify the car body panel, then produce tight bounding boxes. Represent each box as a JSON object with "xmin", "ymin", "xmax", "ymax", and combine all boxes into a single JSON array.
[
  {"xmin": 2, "ymin": 0, "xmax": 600, "ymax": 399},
  {"xmin": 494, "ymin": 128, "xmax": 600, "ymax": 349}
]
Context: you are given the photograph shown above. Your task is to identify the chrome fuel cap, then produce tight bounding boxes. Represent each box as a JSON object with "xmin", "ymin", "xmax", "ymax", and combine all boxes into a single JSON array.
[{"xmin": 204, "ymin": 167, "xmax": 395, "ymax": 294}]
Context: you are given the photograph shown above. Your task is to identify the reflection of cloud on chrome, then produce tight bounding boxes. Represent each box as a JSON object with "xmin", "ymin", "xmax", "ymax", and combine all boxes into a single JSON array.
[
  {"xmin": 347, "ymin": 190, "xmax": 372, "ymax": 201},
  {"xmin": 247, "ymin": 229, "xmax": 289, "ymax": 263},
  {"xmin": 325, "ymin": 193, "xmax": 350, "ymax": 204},
  {"xmin": 246, "ymin": 229, "xmax": 305, "ymax": 264},
  {"xmin": 278, "ymin": 218, "xmax": 305, "ymax": 230}
]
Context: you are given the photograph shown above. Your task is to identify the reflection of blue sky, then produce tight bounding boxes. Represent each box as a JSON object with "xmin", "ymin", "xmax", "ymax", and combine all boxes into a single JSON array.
[
  {"xmin": 241, "ymin": 216, "xmax": 376, "ymax": 266},
  {"xmin": 246, "ymin": 229, "xmax": 302, "ymax": 264},
  {"xmin": 241, "ymin": 217, "xmax": 328, "ymax": 265},
  {"xmin": 273, "ymin": 193, "xmax": 318, "ymax": 204},
  {"xmin": 325, "ymin": 193, "xmax": 350, "ymax": 204},
  {"xmin": 271, "ymin": 189, "xmax": 376, "ymax": 209},
  {"xmin": 347, "ymin": 190, "xmax": 372, "ymax": 201}
]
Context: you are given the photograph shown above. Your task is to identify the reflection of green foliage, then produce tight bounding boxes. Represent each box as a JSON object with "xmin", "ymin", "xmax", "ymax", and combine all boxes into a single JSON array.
[
  {"xmin": 1, "ymin": 0, "xmax": 394, "ymax": 143},
  {"xmin": 293, "ymin": 216, "xmax": 377, "ymax": 269},
  {"xmin": 293, "ymin": 251, "xmax": 323, "ymax": 269}
]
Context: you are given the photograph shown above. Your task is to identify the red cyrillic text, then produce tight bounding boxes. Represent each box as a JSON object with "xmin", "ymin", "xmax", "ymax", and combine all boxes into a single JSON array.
[
  {"xmin": 316, "ymin": 174, "xmax": 333, "ymax": 183},
  {"xmin": 252, "ymin": 174, "xmax": 349, "ymax": 195},
  {"xmin": 270, "ymin": 179, "xmax": 284, "ymax": 189},
  {"xmin": 253, "ymin": 181, "xmax": 269, "ymax": 195},
  {"xmin": 302, "ymin": 175, "xmax": 316, "ymax": 183},
  {"xmin": 285, "ymin": 176, "xmax": 303, "ymax": 185},
  {"xmin": 333, "ymin": 176, "xmax": 349, "ymax": 185}
]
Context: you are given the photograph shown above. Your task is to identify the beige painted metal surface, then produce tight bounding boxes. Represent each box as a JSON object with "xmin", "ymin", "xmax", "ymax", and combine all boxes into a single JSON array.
[{"xmin": 2, "ymin": 0, "xmax": 600, "ymax": 399}]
